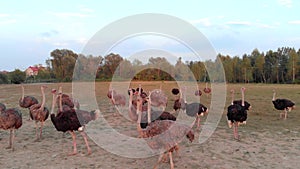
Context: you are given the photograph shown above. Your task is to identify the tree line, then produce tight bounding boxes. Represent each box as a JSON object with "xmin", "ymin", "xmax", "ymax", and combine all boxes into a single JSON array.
[{"xmin": 1, "ymin": 47, "xmax": 300, "ymax": 84}]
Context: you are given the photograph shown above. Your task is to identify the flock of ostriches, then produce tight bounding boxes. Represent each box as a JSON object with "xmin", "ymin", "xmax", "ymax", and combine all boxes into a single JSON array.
[{"xmin": 0, "ymin": 83, "xmax": 296, "ymax": 169}]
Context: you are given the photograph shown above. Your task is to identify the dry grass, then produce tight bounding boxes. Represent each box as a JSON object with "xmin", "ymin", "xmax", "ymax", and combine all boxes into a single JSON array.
[{"xmin": 0, "ymin": 82, "xmax": 299, "ymax": 169}]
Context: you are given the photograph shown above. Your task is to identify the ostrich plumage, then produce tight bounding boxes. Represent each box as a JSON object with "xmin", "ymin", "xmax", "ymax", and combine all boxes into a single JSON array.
[
  {"xmin": 107, "ymin": 89, "xmax": 126, "ymax": 107},
  {"xmin": 19, "ymin": 85, "xmax": 39, "ymax": 108},
  {"xmin": 203, "ymin": 82, "xmax": 211, "ymax": 96},
  {"xmin": 171, "ymin": 88, "xmax": 180, "ymax": 95},
  {"xmin": 29, "ymin": 85, "xmax": 49, "ymax": 140},
  {"xmin": 227, "ymin": 87, "xmax": 248, "ymax": 140},
  {"xmin": 272, "ymin": 90, "xmax": 295, "ymax": 119},
  {"xmin": 0, "ymin": 103, "xmax": 6, "ymax": 112},
  {"xmin": 50, "ymin": 89, "xmax": 99, "ymax": 155},
  {"xmin": 0, "ymin": 106, "xmax": 22, "ymax": 151},
  {"xmin": 136, "ymin": 94, "xmax": 194, "ymax": 169}
]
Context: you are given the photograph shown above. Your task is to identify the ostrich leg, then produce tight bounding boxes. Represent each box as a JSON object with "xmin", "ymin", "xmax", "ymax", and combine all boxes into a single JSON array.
[
  {"xmin": 80, "ymin": 131, "xmax": 92, "ymax": 155},
  {"xmin": 196, "ymin": 115, "xmax": 201, "ymax": 130},
  {"xmin": 153, "ymin": 153, "xmax": 165, "ymax": 169},
  {"xmin": 169, "ymin": 151, "xmax": 174, "ymax": 169},
  {"xmin": 284, "ymin": 109, "xmax": 288, "ymax": 119},
  {"xmin": 69, "ymin": 131, "xmax": 77, "ymax": 156},
  {"xmin": 233, "ymin": 122, "xmax": 240, "ymax": 140},
  {"xmin": 40, "ymin": 121, "xmax": 44, "ymax": 139}
]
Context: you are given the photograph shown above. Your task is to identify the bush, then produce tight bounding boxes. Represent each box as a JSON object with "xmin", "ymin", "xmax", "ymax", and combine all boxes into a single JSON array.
[
  {"xmin": 9, "ymin": 69, "xmax": 26, "ymax": 84},
  {"xmin": 0, "ymin": 73, "xmax": 9, "ymax": 84}
]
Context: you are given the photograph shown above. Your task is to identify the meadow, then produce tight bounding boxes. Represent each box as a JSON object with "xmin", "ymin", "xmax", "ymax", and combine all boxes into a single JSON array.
[{"xmin": 0, "ymin": 81, "xmax": 299, "ymax": 169}]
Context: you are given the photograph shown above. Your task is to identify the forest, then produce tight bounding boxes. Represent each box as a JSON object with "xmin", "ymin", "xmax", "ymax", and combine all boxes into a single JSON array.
[{"xmin": 1, "ymin": 47, "xmax": 300, "ymax": 84}]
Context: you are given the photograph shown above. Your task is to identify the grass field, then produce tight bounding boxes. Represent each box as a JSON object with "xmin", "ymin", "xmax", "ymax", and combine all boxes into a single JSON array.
[{"xmin": 0, "ymin": 81, "xmax": 299, "ymax": 169}]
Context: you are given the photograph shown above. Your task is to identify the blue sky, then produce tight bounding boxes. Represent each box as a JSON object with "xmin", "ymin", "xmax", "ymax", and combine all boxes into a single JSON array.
[{"xmin": 1, "ymin": 0, "xmax": 300, "ymax": 71}]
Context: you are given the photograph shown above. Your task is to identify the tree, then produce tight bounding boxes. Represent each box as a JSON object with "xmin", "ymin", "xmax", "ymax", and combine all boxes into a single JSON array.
[
  {"xmin": 0, "ymin": 73, "xmax": 9, "ymax": 84},
  {"xmin": 9, "ymin": 69, "xmax": 26, "ymax": 84},
  {"xmin": 48, "ymin": 49, "xmax": 78, "ymax": 82}
]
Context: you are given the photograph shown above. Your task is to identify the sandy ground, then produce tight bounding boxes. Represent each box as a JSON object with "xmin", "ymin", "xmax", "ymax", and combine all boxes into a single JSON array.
[{"xmin": 0, "ymin": 82, "xmax": 299, "ymax": 169}]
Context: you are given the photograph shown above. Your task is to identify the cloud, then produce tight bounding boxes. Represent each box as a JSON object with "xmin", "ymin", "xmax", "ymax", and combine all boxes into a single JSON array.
[
  {"xmin": 0, "ymin": 13, "xmax": 10, "ymax": 17},
  {"xmin": 49, "ymin": 11, "xmax": 91, "ymax": 18},
  {"xmin": 190, "ymin": 18, "xmax": 212, "ymax": 27},
  {"xmin": 226, "ymin": 21, "xmax": 251, "ymax": 27},
  {"xmin": 40, "ymin": 30, "xmax": 59, "ymax": 38},
  {"xmin": 278, "ymin": 0, "xmax": 292, "ymax": 8},
  {"xmin": 288, "ymin": 20, "xmax": 300, "ymax": 24},
  {"xmin": 0, "ymin": 19, "xmax": 16, "ymax": 25}
]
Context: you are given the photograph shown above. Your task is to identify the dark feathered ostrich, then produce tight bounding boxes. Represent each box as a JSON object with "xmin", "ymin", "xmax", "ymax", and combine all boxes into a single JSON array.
[
  {"xmin": 19, "ymin": 85, "xmax": 39, "ymax": 120},
  {"xmin": 203, "ymin": 82, "xmax": 211, "ymax": 97},
  {"xmin": 50, "ymin": 88, "xmax": 100, "ymax": 155},
  {"xmin": 136, "ymin": 94, "xmax": 194, "ymax": 169},
  {"xmin": 272, "ymin": 89, "xmax": 295, "ymax": 119},
  {"xmin": 0, "ymin": 104, "xmax": 22, "ymax": 151},
  {"xmin": 227, "ymin": 87, "xmax": 248, "ymax": 140},
  {"xmin": 29, "ymin": 85, "xmax": 49, "ymax": 141},
  {"xmin": 172, "ymin": 88, "xmax": 186, "ymax": 112},
  {"xmin": 231, "ymin": 89, "xmax": 251, "ymax": 111},
  {"xmin": 0, "ymin": 103, "xmax": 6, "ymax": 112},
  {"xmin": 173, "ymin": 87, "xmax": 208, "ymax": 129}
]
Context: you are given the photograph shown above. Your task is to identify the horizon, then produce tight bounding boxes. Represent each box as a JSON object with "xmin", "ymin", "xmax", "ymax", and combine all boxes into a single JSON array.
[{"xmin": 1, "ymin": 0, "xmax": 300, "ymax": 71}]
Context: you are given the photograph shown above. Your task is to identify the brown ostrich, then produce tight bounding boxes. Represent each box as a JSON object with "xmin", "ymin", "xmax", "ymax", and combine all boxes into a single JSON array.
[
  {"xmin": 149, "ymin": 89, "xmax": 168, "ymax": 111},
  {"xmin": 29, "ymin": 85, "xmax": 49, "ymax": 141},
  {"xmin": 50, "ymin": 88, "xmax": 100, "ymax": 155},
  {"xmin": 0, "ymin": 104, "xmax": 22, "ymax": 151},
  {"xmin": 107, "ymin": 88, "xmax": 126, "ymax": 107},
  {"xmin": 136, "ymin": 94, "xmax": 194, "ymax": 169},
  {"xmin": 19, "ymin": 85, "xmax": 39, "ymax": 120},
  {"xmin": 203, "ymin": 82, "xmax": 211, "ymax": 97},
  {"xmin": 56, "ymin": 86, "xmax": 80, "ymax": 110}
]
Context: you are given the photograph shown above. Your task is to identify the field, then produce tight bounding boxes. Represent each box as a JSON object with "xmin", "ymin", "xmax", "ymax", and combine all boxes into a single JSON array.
[{"xmin": 0, "ymin": 81, "xmax": 299, "ymax": 169}]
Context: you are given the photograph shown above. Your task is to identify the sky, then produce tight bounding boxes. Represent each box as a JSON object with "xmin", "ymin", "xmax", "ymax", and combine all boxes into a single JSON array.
[{"xmin": 1, "ymin": 0, "xmax": 300, "ymax": 71}]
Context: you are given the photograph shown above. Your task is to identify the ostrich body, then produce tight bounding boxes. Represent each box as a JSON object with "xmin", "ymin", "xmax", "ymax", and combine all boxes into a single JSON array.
[
  {"xmin": 19, "ymin": 85, "xmax": 39, "ymax": 108},
  {"xmin": 50, "ymin": 89, "xmax": 99, "ymax": 155},
  {"xmin": 0, "ymin": 107, "xmax": 22, "ymax": 151},
  {"xmin": 195, "ymin": 90, "xmax": 202, "ymax": 96},
  {"xmin": 136, "ymin": 94, "xmax": 194, "ymax": 169},
  {"xmin": 107, "ymin": 89, "xmax": 126, "ymax": 107},
  {"xmin": 0, "ymin": 103, "xmax": 6, "ymax": 112},
  {"xmin": 149, "ymin": 89, "xmax": 168, "ymax": 111},
  {"xmin": 227, "ymin": 88, "xmax": 248, "ymax": 140},
  {"xmin": 272, "ymin": 90, "xmax": 295, "ymax": 119},
  {"xmin": 29, "ymin": 85, "xmax": 49, "ymax": 140},
  {"xmin": 171, "ymin": 88, "xmax": 180, "ymax": 95},
  {"xmin": 203, "ymin": 82, "xmax": 211, "ymax": 96}
]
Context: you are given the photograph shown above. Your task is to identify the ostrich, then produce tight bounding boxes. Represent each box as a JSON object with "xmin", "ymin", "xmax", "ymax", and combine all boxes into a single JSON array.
[
  {"xmin": 136, "ymin": 94, "xmax": 194, "ymax": 169},
  {"xmin": 19, "ymin": 85, "xmax": 39, "ymax": 120},
  {"xmin": 0, "ymin": 103, "xmax": 6, "ymax": 112},
  {"xmin": 149, "ymin": 89, "xmax": 168, "ymax": 111},
  {"xmin": 0, "ymin": 105, "xmax": 22, "ymax": 151},
  {"xmin": 173, "ymin": 87, "xmax": 208, "ymax": 129},
  {"xmin": 227, "ymin": 87, "xmax": 248, "ymax": 140},
  {"xmin": 129, "ymin": 89, "xmax": 176, "ymax": 131},
  {"xmin": 203, "ymin": 82, "xmax": 211, "ymax": 97},
  {"xmin": 195, "ymin": 89, "xmax": 202, "ymax": 96},
  {"xmin": 171, "ymin": 88, "xmax": 180, "ymax": 95},
  {"xmin": 107, "ymin": 88, "xmax": 126, "ymax": 107},
  {"xmin": 272, "ymin": 89, "xmax": 295, "ymax": 119},
  {"xmin": 173, "ymin": 88, "xmax": 186, "ymax": 112},
  {"xmin": 56, "ymin": 86, "xmax": 80, "ymax": 110},
  {"xmin": 29, "ymin": 85, "xmax": 49, "ymax": 141},
  {"xmin": 231, "ymin": 89, "xmax": 251, "ymax": 111},
  {"xmin": 50, "ymin": 89, "xmax": 100, "ymax": 155}
]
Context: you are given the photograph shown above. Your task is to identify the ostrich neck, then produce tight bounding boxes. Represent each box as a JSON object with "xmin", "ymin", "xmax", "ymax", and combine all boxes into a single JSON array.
[
  {"xmin": 147, "ymin": 93, "xmax": 152, "ymax": 124},
  {"xmin": 40, "ymin": 87, "xmax": 46, "ymax": 110},
  {"xmin": 241, "ymin": 89, "xmax": 245, "ymax": 106},
  {"xmin": 136, "ymin": 97, "xmax": 142, "ymax": 130},
  {"xmin": 21, "ymin": 86, "xmax": 25, "ymax": 101},
  {"xmin": 231, "ymin": 91, "xmax": 234, "ymax": 105},
  {"xmin": 59, "ymin": 94, "xmax": 63, "ymax": 112},
  {"xmin": 206, "ymin": 83, "xmax": 208, "ymax": 88},
  {"xmin": 138, "ymin": 84, "xmax": 141, "ymax": 96},
  {"xmin": 129, "ymin": 91, "xmax": 133, "ymax": 109},
  {"xmin": 272, "ymin": 91, "xmax": 276, "ymax": 101},
  {"xmin": 50, "ymin": 94, "xmax": 56, "ymax": 115}
]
